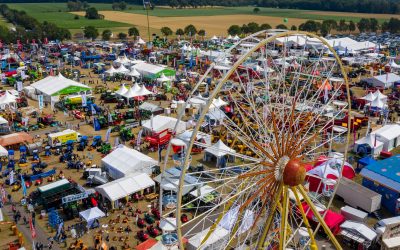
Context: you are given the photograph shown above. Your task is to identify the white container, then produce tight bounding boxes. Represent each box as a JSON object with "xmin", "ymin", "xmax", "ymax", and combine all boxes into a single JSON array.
[{"xmin": 340, "ymin": 205, "xmax": 368, "ymax": 222}]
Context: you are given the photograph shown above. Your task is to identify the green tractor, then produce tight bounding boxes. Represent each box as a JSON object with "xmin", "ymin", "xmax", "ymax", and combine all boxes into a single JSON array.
[
  {"xmin": 98, "ymin": 143, "xmax": 112, "ymax": 154},
  {"xmin": 119, "ymin": 127, "xmax": 134, "ymax": 141},
  {"xmin": 97, "ymin": 116, "xmax": 108, "ymax": 128}
]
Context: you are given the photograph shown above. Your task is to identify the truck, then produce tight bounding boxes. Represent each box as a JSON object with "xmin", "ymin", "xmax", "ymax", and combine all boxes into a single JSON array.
[
  {"xmin": 336, "ymin": 177, "xmax": 382, "ymax": 213},
  {"xmin": 340, "ymin": 205, "xmax": 368, "ymax": 222},
  {"xmin": 48, "ymin": 129, "xmax": 81, "ymax": 147}
]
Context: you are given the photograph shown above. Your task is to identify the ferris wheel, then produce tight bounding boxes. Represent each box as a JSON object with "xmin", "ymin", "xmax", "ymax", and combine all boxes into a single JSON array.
[{"xmin": 159, "ymin": 31, "xmax": 351, "ymax": 250}]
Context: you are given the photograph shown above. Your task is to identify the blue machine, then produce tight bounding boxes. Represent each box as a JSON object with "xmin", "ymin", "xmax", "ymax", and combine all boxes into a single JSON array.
[
  {"xmin": 7, "ymin": 150, "xmax": 15, "ymax": 169},
  {"xmin": 19, "ymin": 146, "xmax": 28, "ymax": 164},
  {"xmin": 66, "ymin": 140, "xmax": 74, "ymax": 152},
  {"xmin": 45, "ymin": 146, "xmax": 52, "ymax": 157},
  {"xmin": 77, "ymin": 136, "xmax": 88, "ymax": 151},
  {"xmin": 91, "ymin": 136, "xmax": 102, "ymax": 148},
  {"xmin": 32, "ymin": 149, "xmax": 40, "ymax": 162}
]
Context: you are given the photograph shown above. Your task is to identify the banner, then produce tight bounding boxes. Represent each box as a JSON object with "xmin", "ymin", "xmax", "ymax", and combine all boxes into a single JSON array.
[
  {"xmin": 16, "ymin": 81, "xmax": 23, "ymax": 91},
  {"xmin": 29, "ymin": 216, "xmax": 36, "ymax": 239},
  {"xmin": 91, "ymin": 105, "xmax": 97, "ymax": 115},
  {"xmin": 21, "ymin": 175, "xmax": 27, "ymax": 197},
  {"xmin": 105, "ymin": 127, "xmax": 112, "ymax": 142},
  {"xmin": 30, "ymin": 169, "xmax": 56, "ymax": 181},
  {"xmin": 9, "ymin": 170, "xmax": 14, "ymax": 185},
  {"xmin": 62, "ymin": 192, "xmax": 88, "ymax": 204},
  {"xmin": 38, "ymin": 95, "xmax": 44, "ymax": 110},
  {"xmin": 81, "ymin": 94, "xmax": 87, "ymax": 107}
]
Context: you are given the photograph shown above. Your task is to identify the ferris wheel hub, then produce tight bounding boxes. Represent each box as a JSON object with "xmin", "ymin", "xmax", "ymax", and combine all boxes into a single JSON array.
[{"xmin": 283, "ymin": 158, "xmax": 306, "ymax": 187}]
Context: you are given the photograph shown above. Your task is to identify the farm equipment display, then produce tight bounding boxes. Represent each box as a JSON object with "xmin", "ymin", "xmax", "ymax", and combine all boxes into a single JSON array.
[
  {"xmin": 98, "ymin": 143, "xmax": 112, "ymax": 154},
  {"xmin": 77, "ymin": 136, "xmax": 88, "ymax": 151},
  {"xmin": 145, "ymin": 129, "xmax": 172, "ymax": 151},
  {"xmin": 89, "ymin": 136, "xmax": 102, "ymax": 150}
]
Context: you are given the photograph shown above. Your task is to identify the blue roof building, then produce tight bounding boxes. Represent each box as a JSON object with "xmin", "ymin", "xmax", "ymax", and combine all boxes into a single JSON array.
[{"xmin": 360, "ymin": 155, "xmax": 400, "ymax": 214}]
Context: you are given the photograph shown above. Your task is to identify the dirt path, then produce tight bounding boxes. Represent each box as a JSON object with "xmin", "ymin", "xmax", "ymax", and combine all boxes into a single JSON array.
[{"xmin": 3, "ymin": 200, "xmax": 61, "ymax": 250}]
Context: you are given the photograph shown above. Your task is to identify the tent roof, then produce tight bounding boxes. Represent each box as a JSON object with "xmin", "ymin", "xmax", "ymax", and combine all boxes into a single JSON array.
[
  {"xmin": 96, "ymin": 173, "xmax": 155, "ymax": 202},
  {"xmin": 0, "ymin": 116, "xmax": 8, "ymax": 125},
  {"xmin": 211, "ymin": 97, "xmax": 228, "ymax": 108},
  {"xmin": 128, "ymin": 68, "xmax": 140, "ymax": 77},
  {"xmin": 157, "ymin": 73, "xmax": 170, "ymax": 82},
  {"xmin": 372, "ymin": 124, "xmax": 400, "ymax": 141},
  {"xmin": 205, "ymin": 140, "xmax": 236, "ymax": 157},
  {"xmin": 142, "ymin": 115, "xmax": 186, "ymax": 133},
  {"xmin": 139, "ymin": 102, "xmax": 162, "ymax": 112},
  {"xmin": 0, "ymin": 145, "xmax": 7, "ymax": 157},
  {"xmin": 340, "ymin": 221, "xmax": 377, "ymax": 241},
  {"xmin": 137, "ymin": 86, "xmax": 153, "ymax": 96},
  {"xmin": 101, "ymin": 145, "xmax": 157, "ymax": 177},
  {"xmin": 116, "ymin": 65, "xmax": 130, "ymax": 74},
  {"xmin": 136, "ymin": 239, "xmax": 157, "ymax": 250},
  {"xmin": 355, "ymin": 133, "xmax": 384, "ymax": 148},
  {"xmin": 134, "ymin": 62, "xmax": 165, "ymax": 75},
  {"xmin": 79, "ymin": 207, "xmax": 105, "ymax": 222},
  {"xmin": 361, "ymin": 155, "xmax": 400, "ymax": 191},
  {"xmin": 0, "ymin": 91, "xmax": 17, "ymax": 105},
  {"xmin": 188, "ymin": 226, "xmax": 229, "ymax": 248},
  {"xmin": 31, "ymin": 73, "xmax": 90, "ymax": 96},
  {"xmin": 361, "ymin": 92, "xmax": 376, "ymax": 102},
  {"xmin": 373, "ymin": 73, "xmax": 400, "ymax": 84},
  {"xmin": 115, "ymin": 83, "xmax": 128, "ymax": 96},
  {"xmin": 302, "ymin": 203, "xmax": 345, "ymax": 229},
  {"xmin": 0, "ymin": 132, "xmax": 33, "ymax": 147},
  {"xmin": 372, "ymin": 90, "xmax": 388, "ymax": 100}
]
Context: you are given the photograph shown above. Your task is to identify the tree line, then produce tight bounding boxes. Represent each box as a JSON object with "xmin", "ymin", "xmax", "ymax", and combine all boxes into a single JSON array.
[
  {"xmin": 227, "ymin": 18, "xmax": 400, "ymax": 37},
  {"xmin": 0, "ymin": 4, "xmax": 71, "ymax": 43}
]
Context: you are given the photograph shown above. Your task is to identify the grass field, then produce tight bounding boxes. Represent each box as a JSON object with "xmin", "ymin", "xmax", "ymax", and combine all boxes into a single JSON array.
[{"xmin": 7, "ymin": 3, "xmax": 131, "ymax": 29}]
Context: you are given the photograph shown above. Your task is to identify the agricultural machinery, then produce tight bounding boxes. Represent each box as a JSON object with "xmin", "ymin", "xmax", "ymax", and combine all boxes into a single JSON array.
[{"xmin": 77, "ymin": 136, "xmax": 88, "ymax": 151}]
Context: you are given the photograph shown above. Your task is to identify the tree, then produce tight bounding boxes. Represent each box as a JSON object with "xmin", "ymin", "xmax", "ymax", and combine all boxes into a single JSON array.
[
  {"xmin": 241, "ymin": 24, "xmax": 249, "ymax": 34},
  {"xmin": 253, "ymin": 7, "xmax": 260, "ymax": 13},
  {"xmin": 102, "ymin": 29, "xmax": 112, "ymax": 40},
  {"xmin": 176, "ymin": 28, "xmax": 184, "ymax": 36},
  {"xmin": 348, "ymin": 21, "xmax": 356, "ymax": 33},
  {"xmin": 169, "ymin": 0, "xmax": 179, "ymax": 8},
  {"xmin": 260, "ymin": 23, "xmax": 272, "ymax": 30},
  {"xmin": 85, "ymin": 7, "xmax": 100, "ymax": 19},
  {"xmin": 387, "ymin": 18, "xmax": 400, "ymax": 33},
  {"xmin": 276, "ymin": 24, "xmax": 287, "ymax": 29},
  {"xmin": 338, "ymin": 19, "xmax": 348, "ymax": 33},
  {"xmin": 74, "ymin": 15, "xmax": 80, "ymax": 20},
  {"xmin": 119, "ymin": 1, "xmax": 127, "ymax": 10},
  {"xmin": 299, "ymin": 20, "xmax": 320, "ymax": 33},
  {"xmin": 247, "ymin": 22, "xmax": 260, "ymax": 33},
  {"xmin": 118, "ymin": 32, "xmax": 127, "ymax": 40},
  {"xmin": 381, "ymin": 21, "xmax": 389, "ymax": 32},
  {"xmin": 83, "ymin": 26, "xmax": 99, "ymax": 40},
  {"xmin": 369, "ymin": 18, "xmax": 379, "ymax": 32},
  {"xmin": 322, "ymin": 19, "xmax": 337, "ymax": 34},
  {"xmin": 290, "ymin": 25, "xmax": 297, "ymax": 30},
  {"xmin": 161, "ymin": 27, "xmax": 173, "ymax": 38},
  {"xmin": 198, "ymin": 29, "xmax": 206, "ymax": 40},
  {"xmin": 357, "ymin": 18, "xmax": 370, "ymax": 33},
  {"xmin": 128, "ymin": 27, "xmax": 139, "ymax": 38},
  {"xmin": 228, "ymin": 25, "xmax": 241, "ymax": 35},
  {"xmin": 184, "ymin": 24, "xmax": 197, "ymax": 37}
]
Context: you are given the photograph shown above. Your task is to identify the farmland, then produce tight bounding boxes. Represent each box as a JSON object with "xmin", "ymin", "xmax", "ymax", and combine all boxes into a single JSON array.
[{"xmin": 3, "ymin": 3, "xmax": 400, "ymax": 36}]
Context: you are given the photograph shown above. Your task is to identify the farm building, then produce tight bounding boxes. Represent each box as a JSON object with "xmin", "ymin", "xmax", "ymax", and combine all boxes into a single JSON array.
[
  {"xmin": 101, "ymin": 145, "xmax": 157, "ymax": 179},
  {"xmin": 360, "ymin": 155, "xmax": 400, "ymax": 215},
  {"xmin": 133, "ymin": 62, "xmax": 176, "ymax": 80},
  {"xmin": 363, "ymin": 73, "xmax": 400, "ymax": 89},
  {"xmin": 30, "ymin": 73, "xmax": 91, "ymax": 101}
]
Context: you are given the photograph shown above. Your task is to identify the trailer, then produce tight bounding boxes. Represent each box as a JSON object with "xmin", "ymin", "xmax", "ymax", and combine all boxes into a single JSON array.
[
  {"xmin": 26, "ymin": 142, "xmax": 43, "ymax": 155},
  {"xmin": 48, "ymin": 129, "xmax": 80, "ymax": 147},
  {"xmin": 336, "ymin": 178, "xmax": 382, "ymax": 213},
  {"xmin": 340, "ymin": 205, "xmax": 368, "ymax": 222}
]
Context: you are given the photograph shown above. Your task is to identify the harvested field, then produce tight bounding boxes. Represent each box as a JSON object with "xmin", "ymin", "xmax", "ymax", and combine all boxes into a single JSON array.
[{"xmin": 72, "ymin": 11, "xmax": 307, "ymax": 35}]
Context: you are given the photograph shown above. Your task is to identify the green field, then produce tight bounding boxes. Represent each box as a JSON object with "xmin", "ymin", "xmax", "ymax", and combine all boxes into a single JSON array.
[
  {"xmin": 5, "ymin": 3, "xmax": 394, "ymax": 31},
  {"xmin": 7, "ymin": 3, "xmax": 130, "ymax": 29}
]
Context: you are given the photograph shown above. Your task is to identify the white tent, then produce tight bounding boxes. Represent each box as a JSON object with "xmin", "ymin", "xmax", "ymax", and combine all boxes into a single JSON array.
[
  {"xmin": 115, "ymin": 83, "xmax": 128, "ymax": 96},
  {"xmin": 361, "ymin": 92, "xmax": 376, "ymax": 102},
  {"xmin": 96, "ymin": 173, "xmax": 155, "ymax": 202},
  {"xmin": 79, "ymin": 207, "xmax": 105, "ymax": 228},
  {"xmin": 364, "ymin": 73, "xmax": 400, "ymax": 89},
  {"xmin": 187, "ymin": 226, "xmax": 229, "ymax": 250},
  {"xmin": 157, "ymin": 73, "xmax": 170, "ymax": 83},
  {"xmin": 159, "ymin": 217, "xmax": 176, "ymax": 232},
  {"xmin": 368, "ymin": 97, "xmax": 385, "ymax": 109},
  {"xmin": 0, "ymin": 145, "xmax": 8, "ymax": 157},
  {"xmin": 371, "ymin": 124, "xmax": 400, "ymax": 152},
  {"xmin": 218, "ymin": 206, "xmax": 255, "ymax": 235},
  {"xmin": 211, "ymin": 97, "xmax": 228, "ymax": 108},
  {"xmin": 142, "ymin": 115, "xmax": 186, "ymax": 134},
  {"xmin": 372, "ymin": 90, "xmax": 388, "ymax": 101},
  {"xmin": 116, "ymin": 65, "xmax": 130, "ymax": 74},
  {"xmin": 105, "ymin": 66, "xmax": 118, "ymax": 76},
  {"xmin": 211, "ymin": 35, "xmax": 218, "ymax": 40},
  {"xmin": 137, "ymin": 86, "xmax": 153, "ymax": 96},
  {"xmin": 233, "ymin": 35, "xmax": 240, "ymax": 40},
  {"xmin": 102, "ymin": 145, "xmax": 157, "ymax": 179},
  {"xmin": 122, "ymin": 86, "xmax": 140, "ymax": 99},
  {"xmin": 205, "ymin": 140, "xmax": 236, "ymax": 157},
  {"xmin": 354, "ymin": 133, "xmax": 384, "ymax": 157},
  {"xmin": 390, "ymin": 61, "xmax": 400, "ymax": 69},
  {"xmin": 137, "ymin": 38, "xmax": 146, "ymax": 45},
  {"xmin": 30, "ymin": 73, "xmax": 91, "ymax": 98},
  {"xmin": 0, "ymin": 91, "xmax": 17, "ymax": 109},
  {"xmin": 128, "ymin": 68, "xmax": 140, "ymax": 77}
]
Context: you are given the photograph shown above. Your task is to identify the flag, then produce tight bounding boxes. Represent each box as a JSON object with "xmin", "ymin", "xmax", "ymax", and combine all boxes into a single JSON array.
[
  {"xmin": 91, "ymin": 105, "xmax": 97, "ymax": 115},
  {"xmin": 29, "ymin": 216, "xmax": 36, "ymax": 238},
  {"xmin": 1, "ymin": 187, "xmax": 6, "ymax": 203},
  {"xmin": 9, "ymin": 170, "xmax": 14, "ymax": 185},
  {"xmin": 105, "ymin": 127, "xmax": 112, "ymax": 142},
  {"xmin": 324, "ymin": 88, "xmax": 329, "ymax": 103},
  {"xmin": 114, "ymin": 137, "xmax": 119, "ymax": 147},
  {"xmin": 21, "ymin": 175, "xmax": 27, "ymax": 197}
]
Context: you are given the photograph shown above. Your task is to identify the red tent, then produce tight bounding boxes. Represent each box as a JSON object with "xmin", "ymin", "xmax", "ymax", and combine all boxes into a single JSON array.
[
  {"xmin": 302, "ymin": 203, "xmax": 345, "ymax": 235},
  {"xmin": 136, "ymin": 239, "xmax": 157, "ymax": 250}
]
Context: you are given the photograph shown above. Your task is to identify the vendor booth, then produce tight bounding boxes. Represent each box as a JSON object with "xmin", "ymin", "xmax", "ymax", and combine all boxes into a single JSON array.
[
  {"xmin": 0, "ymin": 132, "xmax": 33, "ymax": 147},
  {"xmin": 204, "ymin": 140, "xmax": 236, "ymax": 167},
  {"xmin": 142, "ymin": 115, "xmax": 186, "ymax": 134},
  {"xmin": 79, "ymin": 207, "xmax": 105, "ymax": 229},
  {"xmin": 96, "ymin": 173, "xmax": 155, "ymax": 209},
  {"xmin": 102, "ymin": 145, "xmax": 157, "ymax": 180}
]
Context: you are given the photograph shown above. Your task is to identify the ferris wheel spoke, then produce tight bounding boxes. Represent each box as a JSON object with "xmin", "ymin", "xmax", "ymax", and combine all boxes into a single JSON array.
[
  {"xmin": 279, "ymin": 186, "xmax": 290, "ymax": 250},
  {"xmin": 297, "ymin": 186, "xmax": 343, "ymax": 250}
]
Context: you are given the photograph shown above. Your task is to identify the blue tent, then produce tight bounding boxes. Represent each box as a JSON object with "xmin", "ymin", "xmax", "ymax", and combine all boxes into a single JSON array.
[
  {"xmin": 360, "ymin": 155, "xmax": 400, "ymax": 214},
  {"xmin": 357, "ymin": 156, "xmax": 377, "ymax": 168}
]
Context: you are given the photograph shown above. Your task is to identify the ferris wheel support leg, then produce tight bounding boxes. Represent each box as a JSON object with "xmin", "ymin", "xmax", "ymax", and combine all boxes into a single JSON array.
[
  {"xmin": 279, "ymin": 186, "xmax": 289, "ymax": 250},
  {"xmin": 256, "ymin": 184, "xmax": 283, "ymax": 249},
  {"xmin": 291, "ymin": 187, "xmax": 318, "ymax": 250},
  {"xmin": 297, "ymin": 186, "xmax": 343, "ymax": 250}
]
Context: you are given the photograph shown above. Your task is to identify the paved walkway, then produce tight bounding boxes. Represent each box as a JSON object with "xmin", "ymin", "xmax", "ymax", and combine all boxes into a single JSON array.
[{"xmin": 2, "ymin": 201, "xmax": 61, "ymax": 250}]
